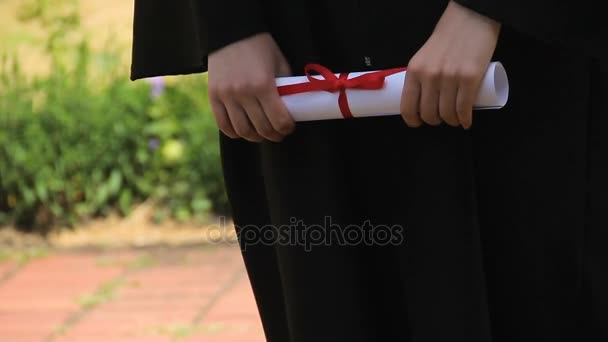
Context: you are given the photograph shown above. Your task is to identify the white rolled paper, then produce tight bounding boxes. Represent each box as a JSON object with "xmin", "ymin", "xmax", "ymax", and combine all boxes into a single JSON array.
[{"xmin": 276, "ymin": 62, "xmax": 509, "ymax": 122}]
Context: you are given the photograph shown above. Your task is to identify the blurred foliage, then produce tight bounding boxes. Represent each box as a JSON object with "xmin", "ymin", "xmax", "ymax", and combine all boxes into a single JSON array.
[
  {"xmin": 16, "ymin": 0, "xmax": 81, "ymax": 54},
  {"xmin": 0, "ymin": 0, "xmax": 226, "ymax": 232}
]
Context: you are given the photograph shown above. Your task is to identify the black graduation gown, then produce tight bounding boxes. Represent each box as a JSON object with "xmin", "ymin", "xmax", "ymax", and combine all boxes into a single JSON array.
[{"xmin": 131, "ymin": 1, "xmax": 608, "ymax": 341}]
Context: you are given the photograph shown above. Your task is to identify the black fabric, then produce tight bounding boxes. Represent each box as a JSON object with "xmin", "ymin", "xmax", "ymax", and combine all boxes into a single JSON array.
[
  {"xmin": 131, "ymin": 0, "xmax": 267, "ymax": 79},
  {"xmin": 131, "ymin": 1, "xmax": 608, "ymax": 341},
  {"xmin": 131, "ymin": 0, "xmax": 207, "ymax": 79},
  {"xmin": 130, "ymin": 0, "xmax": 607, "ymax": 80},
  {"xmin": 453, "ymin": 0, "xmax": 608, "ymax": 60},
  {"xmin": 207, "ymin": 0, "xmax": 267, "ymax": 53}
]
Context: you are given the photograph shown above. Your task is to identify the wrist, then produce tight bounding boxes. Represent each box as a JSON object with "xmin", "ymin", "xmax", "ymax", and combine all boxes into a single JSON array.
[{"xmin": 444, "ymin": 1, "xmax": 501, "ymax": 33}]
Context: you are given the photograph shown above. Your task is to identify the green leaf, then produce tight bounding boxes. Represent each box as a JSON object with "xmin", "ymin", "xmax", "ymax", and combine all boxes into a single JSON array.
[
  {"xmin": 94, "ymin": 185, "xmax": 109, "ymax": 207},
  {"xmin": 175, "ymin": 207, "xmax": 191, "ymax": 222},
  {"xmin": 35, "ymin": 181, "xmax": 49, "ymax": 202},
  {"xmin": 49, "ymin": 202, "xmax": 64, "ymax": 217},
  {"xmin": 142, "ymin": 120, "xmax": 178, "ymax": 137},
  {"xmin": 191, "ymin": 197, "xmax": 211, "ymax": 213},
  {"xmin": 107, "ymin": 169, "xmax": 122, "ymax": 196},
  {"xmin": 74, "ymin": 203, "xmax": 91, "ymax": 217},
  {"xmin": 22, "ymin": 186, "xmax": 36, "ymax": 206},
  {"xmin": 118, "ymin": 189, "xmax": 133, "ymax": 215}
]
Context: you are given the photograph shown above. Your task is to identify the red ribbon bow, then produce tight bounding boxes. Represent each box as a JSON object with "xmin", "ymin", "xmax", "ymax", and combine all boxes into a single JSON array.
[{"xmin": 277, "ymin": 64, "xmax": 406, "ymax": 119}]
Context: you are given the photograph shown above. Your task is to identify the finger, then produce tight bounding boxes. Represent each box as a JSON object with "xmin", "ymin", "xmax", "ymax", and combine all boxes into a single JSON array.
[
  {"xmin": 275, "ymin": 60, "xmax": 293, "ymax": 78},
  {"xmin": 400, "ymin": 74, "xmax": 423, "ymax": 127},
  {"xmin": 224, "ymin": 100, "xmax": 264, "ymax": 142},
  {"xmin": 240, "ymin": 97, "xmax": 284, "ymax": 142},
  {"xmin": 438, "ymin": 76, "xmax": 460, "ymax": 127},
  {"xmin": 210, "ymin": 98, "xmax": 239, "ymax": 139},
  {"xmin": 258, "ymin": 87, "xmax": 296, "ymax": 136},
  {"xmin": 456, "ymin": 81, "xmax": 477, "ymax": 129},
  {"xmin": 420, "ymin": 81, "xmax": 441, "ymax": 126}
]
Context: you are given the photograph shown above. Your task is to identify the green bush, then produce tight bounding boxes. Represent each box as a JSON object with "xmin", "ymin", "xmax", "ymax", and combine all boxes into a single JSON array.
[{"xmin": 0, "ymin": 0, "xmax": 226, "ymax": 231}]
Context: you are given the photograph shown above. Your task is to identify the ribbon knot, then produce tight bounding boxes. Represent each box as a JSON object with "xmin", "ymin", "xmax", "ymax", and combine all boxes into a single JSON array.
[
  {"xmin": 333, "ymin": 78, "xmax": 348, "ymax": 91},
  {"xmin": 277, "ymin": 63, "xmax": 406, "ymax": 119}
]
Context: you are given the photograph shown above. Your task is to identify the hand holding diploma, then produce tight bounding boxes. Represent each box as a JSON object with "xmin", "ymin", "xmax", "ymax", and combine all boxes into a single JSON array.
[
  {"xmin": 208, "ymin": 2, "xmax": 505, "ymax": 141},
  {"xmin": 400, "ymin": 0, "xmax": 502, "ymax": 129},
  {"xmin": 275, "ymin": 2, "xmax": 506, "ymax": 126},
  {"xmin": 208, "ymin": 33, "xmax": 295, "ymax": 143}
]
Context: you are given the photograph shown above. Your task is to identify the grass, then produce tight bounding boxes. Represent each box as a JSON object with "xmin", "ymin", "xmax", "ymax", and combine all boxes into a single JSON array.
[
  {"xmin": 148, "ymin": 323, "xmax": 202, "ymax": 342},
  {"xmin": 77, "ymin": 278, "xmax": 124, "ymax": 310},
  {"xmin": 127, "ymin": 253, "xmax": 157, "ymax": 270},
  {"xmin": 53, "ymin": 277, "xmax": 125, "ymax": 338},
  {"xmin": 95, "ymin": 253, "xmax": 157, "ymax": 270},
  {"xmin": 0, "ymin": 247, "xmax": 49, "ymax": 265},
  {"xmin": 200, "ymin": 323, "xmax": 227, "ymax": 334}
]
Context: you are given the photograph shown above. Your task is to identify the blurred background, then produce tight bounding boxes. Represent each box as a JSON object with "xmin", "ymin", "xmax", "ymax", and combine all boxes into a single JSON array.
[{"xmin": 0, "ymin": 0, "xmax": 263, "ymax": 341}]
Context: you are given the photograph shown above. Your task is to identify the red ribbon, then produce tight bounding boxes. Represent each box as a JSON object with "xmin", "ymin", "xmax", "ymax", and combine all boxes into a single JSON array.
[{"xmin": 277, "ymin": 64, "xmax": 406, "ymax": 119}]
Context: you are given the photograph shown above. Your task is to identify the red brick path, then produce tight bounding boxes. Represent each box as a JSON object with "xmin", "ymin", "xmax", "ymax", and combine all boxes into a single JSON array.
[{"xmin": 0, "ymin": 245, "xmax": 265, "ymax": 341}]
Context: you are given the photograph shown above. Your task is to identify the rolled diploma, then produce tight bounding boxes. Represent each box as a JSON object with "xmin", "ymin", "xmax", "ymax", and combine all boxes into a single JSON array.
[{"xmin": 276, "ymin": 62, "xmax": 509, "ymax": 122}]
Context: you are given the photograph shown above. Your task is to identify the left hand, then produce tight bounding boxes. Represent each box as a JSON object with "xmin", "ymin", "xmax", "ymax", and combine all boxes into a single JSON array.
[{"xmin": 400, "ymin": 1, "xmax": 501, "ymax": 129}]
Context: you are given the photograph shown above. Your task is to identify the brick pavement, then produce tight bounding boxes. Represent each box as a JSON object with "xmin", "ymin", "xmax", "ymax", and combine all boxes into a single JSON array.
[{"xmin": 0, "ymin": 245, "xmax": 265, "ymax": 342}]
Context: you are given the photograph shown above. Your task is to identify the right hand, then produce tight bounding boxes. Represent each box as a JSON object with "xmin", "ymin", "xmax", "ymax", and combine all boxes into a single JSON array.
[{"xmin": 208, "ymin": 33, "xmax": 295, "ymax": 142}]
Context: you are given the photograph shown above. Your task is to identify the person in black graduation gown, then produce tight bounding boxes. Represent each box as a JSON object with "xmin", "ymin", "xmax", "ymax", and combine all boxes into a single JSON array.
[{"xmin": 131, "ymin": 1, "xmax": 608, "ymax": 341}]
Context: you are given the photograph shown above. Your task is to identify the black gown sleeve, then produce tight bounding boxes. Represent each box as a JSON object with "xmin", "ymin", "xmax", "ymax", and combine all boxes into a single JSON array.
[
  {"xmin": 131, "ymin": 0, "xmax": 205, "ymax": 80},
  {"xmin": 207, "ymin": 0, "xmax": 267, "ymax": 53},
  {"xmin": 130, "ymin": 0, "xmax": 267, "ymax": 80},
  {"xmin": 452, "ymin": 0, "xmax": 607, "ymax": 60}
]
